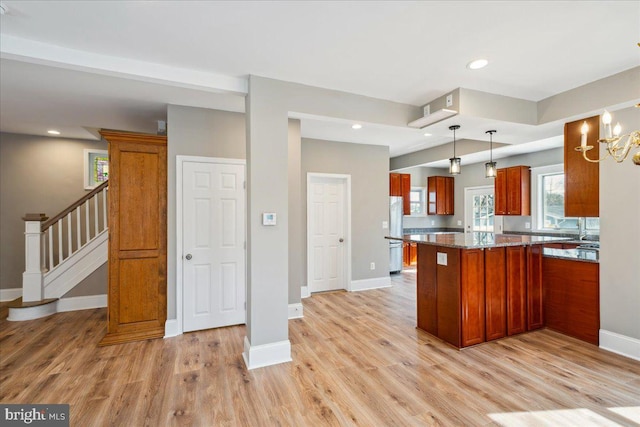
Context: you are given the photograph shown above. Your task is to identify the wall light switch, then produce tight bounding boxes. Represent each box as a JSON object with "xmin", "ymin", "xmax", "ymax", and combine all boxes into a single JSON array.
[
  {"xmin": 457, "ymin": 220, "xmax": 462, "ymax": 226},
  {"xmin": 382, "ymin": 221, "xmax": 388, "ymax": 229},
  {"xmin": 370, "ymin": 262, "xmax": 375, "ymax": 270},
  {"xmin": 437, "ymin": 252, "xmax": 448, "ymax": 266}
]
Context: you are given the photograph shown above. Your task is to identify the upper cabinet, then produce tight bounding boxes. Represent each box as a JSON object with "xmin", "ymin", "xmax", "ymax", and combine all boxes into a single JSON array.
[
  {"xmin": 495, "ymin": 166, "xmax": 530, "ymax": 216},
  {"xmin": 427, "ymin": 176, "xmax": 454, "ymax": 215},
  {"xmin": 389, "ymin": 173, "xmax": 411, "ymax": 215},
  {"xmin": 564, "ymin": 116, "xmax": 599, "ymax": 217}
]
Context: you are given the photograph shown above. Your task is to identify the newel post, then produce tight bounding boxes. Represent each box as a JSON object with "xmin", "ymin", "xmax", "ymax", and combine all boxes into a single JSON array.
[{"xmin": 22, "ymin": 213, "xmax": 48, "ymax": 302}]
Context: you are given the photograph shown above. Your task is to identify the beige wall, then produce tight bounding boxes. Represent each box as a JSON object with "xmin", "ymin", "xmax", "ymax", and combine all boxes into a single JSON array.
[
  {"xmin": 0, "ymin": 132, "xmax": 107, "ymax": 296},
  {"xmin": 302, "ymin": 138, "xmax": 389, "ymax": 281}
]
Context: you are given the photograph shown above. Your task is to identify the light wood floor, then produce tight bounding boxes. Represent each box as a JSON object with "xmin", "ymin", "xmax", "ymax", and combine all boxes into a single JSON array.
[{"xmin": 1, "ymin": 270, "xmax": 639, "ymax": 426}]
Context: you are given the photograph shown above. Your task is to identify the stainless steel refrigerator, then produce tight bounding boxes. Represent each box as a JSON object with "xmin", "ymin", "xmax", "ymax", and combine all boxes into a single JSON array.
[{"xmin": 389, "ymin": 196, "xmax": 403, "ymax": 273}]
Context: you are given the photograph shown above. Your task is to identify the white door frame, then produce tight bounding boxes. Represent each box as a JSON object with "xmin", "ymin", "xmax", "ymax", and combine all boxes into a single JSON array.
[
  {"xmin": 464, "ymin": 185, "xmax": 495, "ymax": 233},
  {"xmin": 306, "ymin": 173, "xmax": 352, "ymax": 293},
  {"xmin": 175, "ymin": 155, "xmax": 246, "ymax": 336}
]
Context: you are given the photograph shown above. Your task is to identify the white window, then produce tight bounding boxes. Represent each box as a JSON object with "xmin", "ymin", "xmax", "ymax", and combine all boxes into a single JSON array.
[
  {"xmin": 532, "ymin": 164, "xmax": 599, "ymax": 232},
  {"xmin": 409, "ymin": 188, "xmax": 425, "ymax": 215}
]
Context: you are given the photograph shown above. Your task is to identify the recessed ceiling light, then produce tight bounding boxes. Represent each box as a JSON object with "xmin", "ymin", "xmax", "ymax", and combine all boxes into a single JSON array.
[
  {"xmin": 423, "ymin": 132, "xmax": 432, "ymax": 137},
  {"xmin": 352, "ymin": 124, "xmax": 362, "ymax": 130},
  {"xmin": 47, "ymin": 130, "xmax": 61, "ymax": 135},
  {"xmin": 467, "ymin": 59, "xmax": 488, "ymax": 70}
]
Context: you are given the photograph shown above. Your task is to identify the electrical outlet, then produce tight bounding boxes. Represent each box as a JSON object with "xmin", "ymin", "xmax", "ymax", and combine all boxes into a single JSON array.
[
  {"xmin": 525, "ymin": 222, "xmax": 531, "ymax": 229},
  {"xmin": 382, "ymin": 221, "xmax": 388, "ymax": 229},
  {"xmin": 431, "ymin": 220, "xmax": 435, "ymax": 226},
  {"xmin": 446, "ymin": 94, "xmax": 453, "ymax": 107},
  {"xmin": 457, "ymin": 220, "xmax": 462, "ymax": 226},
  {"xmin": 370, "ymin": 262, "xmax": 375, "ymax": 270}
]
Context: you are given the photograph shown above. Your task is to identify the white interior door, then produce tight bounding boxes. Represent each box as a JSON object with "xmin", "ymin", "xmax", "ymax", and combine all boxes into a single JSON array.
[
  {"xmin": 182, "ymin": 160, "xmax": 245, "ymax": 332},
  {"xmin": 308, "ymin": 175, "xmax": 348, "ymax": 293},
  {"xmin": 464, "ymin": 186, "xmax": 495, "ymax": 233}
]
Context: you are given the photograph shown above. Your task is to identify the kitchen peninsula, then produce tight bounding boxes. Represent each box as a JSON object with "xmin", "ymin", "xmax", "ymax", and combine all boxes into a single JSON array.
[{"xmin": 387, "ymin": 233, "xmax": 571, "ymax": 349}]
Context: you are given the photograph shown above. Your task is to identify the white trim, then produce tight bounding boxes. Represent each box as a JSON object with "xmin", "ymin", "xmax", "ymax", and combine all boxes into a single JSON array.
[
  {"xmin": 242, "ymin": 336, "xmax": 292, "ymax": 370},
  {"xmin": 463, "ymin": 185, "xmax": 495, "ymax": 234},
  {"xmin": 1, "ymin": 35, "xmax": 248, "ymax": 95},
  {"xmin": 57, "ymin": 294, "xmax": 107, "ymax": 312},
  {"xmin": 349, "ymin": 276, "xmax": 391, "ymax": 292},
  {"xmin": 164, "ymin": 319, "xmax": 180, "ymax": 338},
  {"xmin": 288, "ymin": 303, "xmax": 304, "ymax": 319},
  {"xmin": 176, "ymin": 156, "xmax": 247, "ymax": 338},
  {"xmin": 0, "ymin": 288, "xmax": 21, "ymax": 302},
  {"xmin": 599, "ymin": 329, "xmax": 640, "ymax": 361},
  {"xmin": 306, "ymin": 173, "xmax": 352, "ymax": 294},
  {"xmin": 301, "ymin": 286, "xmax": 310, "ymax": 298},
  {"xmin": 43, "ymin": 230, "xmax": 108, "ymax": 298},
  {"xmin": 7, "ymin": 301, "xmax": 57, "ymax": 321},
  {"xmin": 83, "ymin": 148, "xmax": 108, "ymax": 190}
]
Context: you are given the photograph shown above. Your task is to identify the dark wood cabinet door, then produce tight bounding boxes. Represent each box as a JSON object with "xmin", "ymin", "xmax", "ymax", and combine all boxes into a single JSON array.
[
  {"xmin": 495, "ymin": 169, "xmax": 507, "ymax": 215},
  {"xmin": 461, "ymin": 249, "xmax": 486, "ymax": 347},
  {"xmin": 506, "ymin": 246, "xmax": 527, "ymax": 335},
  {"xmin": 526, "ymin": 245, "xmax": 544, "ymax": 331},
  {"xmin": 417, "ymin": 244, "xmax": 438, "ymax": 335},
  {"xmin": 401, "ymin": 173, "xmax": 411, "ymax": 215},
  {"xmin": 564, "ymin": 116, "xmax": 599, "ymax": 217},
  {"xmin": 436, "ymin": 246, "xmax": 461, "ymax": 347},
  {"xmin": 444, "ymin": 176, "xmax": 454, "ymax": 214},
  {"xmin": 99, "ymin": 130, "xmax": 167, "ymax": 346},
  {"xmin": 390, "ymin": 173, "xmax": 401, "ymax": 196},
  {"xmin": 427, "ymin": 176, "xmax": 454, "ymax": 215},
  {"xmin": 485, "ymin": 247, "xmax": 506, "ymax": 341}
]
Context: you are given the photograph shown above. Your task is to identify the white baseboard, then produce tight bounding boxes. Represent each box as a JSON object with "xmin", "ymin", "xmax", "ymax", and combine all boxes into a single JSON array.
[
  {"xmin": 57, "ymin": 294, "xmax": 107, "ymax": 312},
  {"xmin": 301, "ymin": 286, "xmax": 310, "ymax": 299},
  {"xmin": 164, "ymin": 319, "xmax": 181, "ymax": 338},
  {"xmin": 0, "ymin": 288, "xmax": 21, "ymax": 302},
  {"xmin": 600, "ymin": 329, "xmax": 640, "ymax": 361},
  {"xmin": 242, "ymin": 336, "xmax": 292, "ymax": 370},
  {"xmin": 7, "ymin": 301, "xmax": 57, "ymax": 321},
  {"xmin": 350, "ymin": 276, "xmax": 391, "ymax": 292},
  {"xmin": 288, "ymin": 303, "xmax": 304, "ymax": 319}
]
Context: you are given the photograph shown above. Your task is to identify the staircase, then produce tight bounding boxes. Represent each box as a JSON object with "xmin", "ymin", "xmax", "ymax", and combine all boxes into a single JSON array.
[{"xmin": 8, "ymin": 181, "xmax": 109, "ymax": 321}]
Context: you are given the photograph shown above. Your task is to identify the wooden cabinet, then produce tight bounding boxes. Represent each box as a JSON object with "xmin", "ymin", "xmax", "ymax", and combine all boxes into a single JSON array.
[
  {"xmin": 485, "ymin": 247, "xmax": 506, "ymax": 341},
  {"xmin": 460, "ymin": 249, "xmax": 486, "ymax": 347},
  {"xmin": 495, "ymin": 166, "xmax": 530, "ymax": 216},
  {"xmin": 526, "ymin": 245, "xmax": 544, "ymax": 331},
  {"xmin": 417, "ymin": 244, "xmax": 437, "ymax": 336},
  {"xmin": 403, "ymin": 242, "xmax": 417, "ymax": 267},
  {"xmin": 436, "ymin": 246, "xmax": 462, "ymax": 347},
  {"xmin": 390, "ymin": 173, "xmax": 411, "ymax": 215},
  {"xmin": 564, "ymin": 116, "xmax": 599, "ymax": 218},
  {"xmin": 427, "ymin": 176, "xmax": 454, "ymax": 215},
  {"xmin": 544, "ymin": 257, "xmax": 599, "ymax": 345},
  {"xmin": 99, "ymin": 130, "xmax": 167, "ymax": 346},
  {"xmin": 506, "ymin": 246, "xmax": 527, "ymax": 335}
]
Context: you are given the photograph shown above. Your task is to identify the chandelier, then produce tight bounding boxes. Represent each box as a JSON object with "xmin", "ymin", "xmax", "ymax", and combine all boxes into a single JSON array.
[
  {"xmin": 576, "ymin": 108, "xmax": 640, "ymax": 165},
  {"xmin": 449, "ymin": 125, "xmax": 461, "ymax": 175}
]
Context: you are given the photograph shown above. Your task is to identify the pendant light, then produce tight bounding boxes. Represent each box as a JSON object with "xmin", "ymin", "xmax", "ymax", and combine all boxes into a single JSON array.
[
  {"xmin": 449, "ymin": 125, "xmax": 461, "ymax": 175},
  {"xmin": 485, "ymin": 130, "xmax": 497, "ymax": 178}
]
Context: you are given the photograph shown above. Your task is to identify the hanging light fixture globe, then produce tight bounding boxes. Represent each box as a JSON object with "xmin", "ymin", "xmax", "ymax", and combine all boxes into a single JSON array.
[
  {"xmin": 449, "ymin": 125, "xmax": 461, "ymax": 175},
  {"xmin": 485, "ymin": 130, "xmax": 497, "ymax": 178}
]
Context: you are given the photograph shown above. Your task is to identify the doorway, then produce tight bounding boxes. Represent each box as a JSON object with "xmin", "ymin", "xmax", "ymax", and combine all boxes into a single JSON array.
[
  {"xmin": 307, "ymin": 174, "xmax": 351, "ymax": 293},
  {"xmin": 178, "ymin": 156, "xmax": 246, "ymax": 333},
  {"xmin": 464, "ymin": 186, "xmax": 495, "ymax": 233}
]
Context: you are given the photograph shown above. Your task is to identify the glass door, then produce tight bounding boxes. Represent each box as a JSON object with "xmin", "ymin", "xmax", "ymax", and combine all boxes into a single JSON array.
[{"xmin": 464, "ymin": 186, "xmax": 495, "ymax": 233}]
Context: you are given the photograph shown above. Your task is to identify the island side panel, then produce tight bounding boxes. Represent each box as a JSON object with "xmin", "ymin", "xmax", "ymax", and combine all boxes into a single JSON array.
[
  {"xmin": 416, "ymin": 244, "xmax": 437, "ymax": 335},
  {"xmin": 436, "ymin": 246, "xmax": 461, "ymax": 347},
  {"xmin": 461, "ymin": 248, "xmax": 486, "ymax": 347},
  {"xmin": 485, "ymin": 247, "xmax": 507, "ymax": 341},
  {"xmin": 526, "ymin": 245, "xmax": 544, "ymax": 331}
]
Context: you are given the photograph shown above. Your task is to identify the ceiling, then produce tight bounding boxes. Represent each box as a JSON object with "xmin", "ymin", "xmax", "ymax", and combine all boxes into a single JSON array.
[{"xmin": 1, "ymin": 1, "xmax": 639, "ymax": 162}]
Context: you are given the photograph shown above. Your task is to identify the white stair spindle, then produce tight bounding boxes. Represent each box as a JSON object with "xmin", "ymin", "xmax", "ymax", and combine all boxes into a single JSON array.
[
  {"xmin": 94, "ymin": 195, "xmax": 99, "ymax": 236},
  {"xmin": 85, "ymin": 200, "xmax": 90, "ymax": 240},
  {"xmin": 58, "ymin": 219, "xmax": 63, "ymax": 262},
  {"xmin": 102, "ymin": 188, "xmax": 108, "ymax": 230},
  {"xmin": 76, "ymin": 206, "xmax": 82, "ymax": 249},
  {"xmin": 67, "ymin": 212, "xmax": 73, "ymax": 255},
  {"xmin": 48, "ymin": 227, "xmax": 53, "ymax": 268}
]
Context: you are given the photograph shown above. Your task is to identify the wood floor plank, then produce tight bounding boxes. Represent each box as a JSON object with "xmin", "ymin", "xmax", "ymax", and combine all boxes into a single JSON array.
[{"xmin": 2, "ymin": 269, "xmax": 639, "ymax": 426}]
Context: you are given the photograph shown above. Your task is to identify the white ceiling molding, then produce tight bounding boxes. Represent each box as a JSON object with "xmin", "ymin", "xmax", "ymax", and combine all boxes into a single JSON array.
[{"xmin": 0, "ymin": 35, "xmax": 248, "ymax": 95}]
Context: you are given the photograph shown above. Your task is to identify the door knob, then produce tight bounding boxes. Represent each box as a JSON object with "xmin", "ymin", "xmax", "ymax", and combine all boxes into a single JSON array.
[
  {"xmin": 339, "ymin": 238, "xmax": 344, "ymax": 243},
  {"xmin": 185, "ymin": 254, "xmax": 192, "ymax": 260}
]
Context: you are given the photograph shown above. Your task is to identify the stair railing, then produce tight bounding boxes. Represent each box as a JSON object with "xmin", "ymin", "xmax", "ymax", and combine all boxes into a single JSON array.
[{"xmin": 22, "ymin": 181, "xmax": 108, "ymax": 301}]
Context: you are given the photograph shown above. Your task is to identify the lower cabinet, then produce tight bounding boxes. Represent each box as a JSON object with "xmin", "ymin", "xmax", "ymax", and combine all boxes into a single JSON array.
[
  {"xmin": 485, "ymin": 247, "xmax": 507, "ymax": 341},
  {"xmin": 506, "ymin": 246, "xmax": 527, "ymax": 336},
  {"xmin": 543, "ymin": 257, "xmax": 600, "ymax": 345},
  {"xmin": 526, "ymin": 245, "xmax": 544, "ymax": 330}
]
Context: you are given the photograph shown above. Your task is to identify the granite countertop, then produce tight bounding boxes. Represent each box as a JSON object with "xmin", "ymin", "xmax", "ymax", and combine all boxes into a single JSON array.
[
  {"xmin": 386, "ymin": 232, "xmax": 571, "ymax": 249},
  {"xmin": 542, "ymin": 247, "xmax": 599, "ymax": 263}
]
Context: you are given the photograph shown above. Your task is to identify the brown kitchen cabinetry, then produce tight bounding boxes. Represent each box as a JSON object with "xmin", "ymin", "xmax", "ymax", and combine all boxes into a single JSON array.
[
  {"xmin": 564, "ymin": 116, "xmax": 599, "ymax": 218},
  {"xmin": 544, "ymin": 257, "xmax": 599, "ymax": 345},
  {"xmin": 484, "ymin": 247, "xmax": 506, "ymax": 341},
  {"xmin": 526, "ymin": 245, "xmax": 544, "ymax": 331},
  {"xmin": 403, "ymin": 242, "xmax": 417, "ymax": 267},
  {"xmin": 416, "ymin": 244, "xmax": 437, "ymax": 336},
  {"xmin": 427, "ymin": 176, "xmax": 454, "ymax": 215},
  {"xmin": 495, "ymin": 166, "xmax": 530, "ymax": 216},
  {"xmin": 506, "ymin": 245, "xmax": 527, "ymax": 335},
  {"xmin": 390, "ymin": 172, "xmax": 411, "ymax": 215},
  {"xmin": 99, "ymin": 130, "xmax": 167, "ymax": 346}
]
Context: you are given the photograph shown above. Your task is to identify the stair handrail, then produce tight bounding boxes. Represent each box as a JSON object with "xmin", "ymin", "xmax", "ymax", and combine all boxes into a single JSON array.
[{"xmin": 41, "ymin": 180, "xmax": 109, "ymax": 231}]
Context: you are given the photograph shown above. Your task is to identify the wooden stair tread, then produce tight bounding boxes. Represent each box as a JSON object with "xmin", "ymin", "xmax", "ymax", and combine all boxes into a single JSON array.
[{"xmin": 7, "ymin": 297, "xmax": 58, "ymax": 309}]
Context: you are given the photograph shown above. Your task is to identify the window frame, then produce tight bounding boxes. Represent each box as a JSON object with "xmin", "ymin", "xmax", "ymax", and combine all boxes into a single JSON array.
[{"xmin": 408, "ymin": 187, "xmax": 426, "ymax": 217}]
